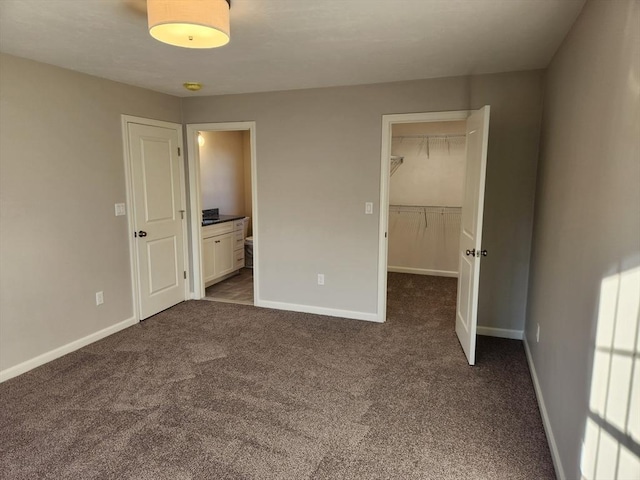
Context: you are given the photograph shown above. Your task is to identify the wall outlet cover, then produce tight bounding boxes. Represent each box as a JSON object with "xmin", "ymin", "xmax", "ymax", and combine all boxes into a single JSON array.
[
  {"xmin": 96, "ymin": 291, "xmax": 104, "ymax": 306},
  {"xmin": 317, "ymin": 274, "xmax": 325, "ymax": 285}
]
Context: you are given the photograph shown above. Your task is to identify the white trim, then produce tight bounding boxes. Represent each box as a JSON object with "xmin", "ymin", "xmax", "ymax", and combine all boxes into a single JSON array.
[
  {"xmin": 388, "ymin": 266, "xmax": 458, "ymax": 278},
  {"xmin": 185, "ymin": 122, "xmax": 259, "ymax": 304},
  {"xmin": 378, "ymin": 110, "xmax": 470, "ymax": 323},
  {"xmin": 0, "ymin": 316, "xmax": 137, "ymax": 383},
  {"xmin": 476, "ymin": 326, "xmax": 524, "ymax": 340},
  {"xmin": 382, "ymin": 111, "xmax": 470, "ymax": 124},
  {"xmin": 523, "ymin": 336, "xmax": 566, "ymax": 480},
  {"xmin": 120, "ymin": 117, "xmax": 141, "ymax": 324},
  {"xmin": 256, "ymin": 300, "xmax": 381, "ymax": 323},
  {"xmin": 120, "ymin": 115, "xmax": 189, "ymax": 320}
]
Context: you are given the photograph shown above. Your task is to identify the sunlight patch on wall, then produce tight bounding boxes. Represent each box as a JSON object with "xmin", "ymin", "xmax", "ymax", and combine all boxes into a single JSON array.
[{"xmin": 581, "ymin": 266, "xmax": 640, "ymax": 480}]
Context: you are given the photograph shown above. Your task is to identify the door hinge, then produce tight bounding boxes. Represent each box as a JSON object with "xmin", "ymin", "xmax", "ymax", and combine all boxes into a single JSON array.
[
  {"xmin": 178, "ymin": 147, "xmax": 181, "ymax": 156},
  {"xmin": 183, "ymin": 271, "xmax": 187, "ymax": 279},
  {"xmin": 180, "ymin": 210, "xmax": 185, "ymax": 219}
]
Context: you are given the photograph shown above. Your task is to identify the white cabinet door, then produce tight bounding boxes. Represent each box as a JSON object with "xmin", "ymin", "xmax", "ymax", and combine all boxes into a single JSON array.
[
  {"xmin": 213, "ymin": 232, "xmax": 235, "ymax": 277},
  {"xmin": 202, "ymin": 236, "xmax": 216, "ymax": 284},
  {"xmin": 455, "ymin": 105, "xmax": 490, "ymax": 366}
]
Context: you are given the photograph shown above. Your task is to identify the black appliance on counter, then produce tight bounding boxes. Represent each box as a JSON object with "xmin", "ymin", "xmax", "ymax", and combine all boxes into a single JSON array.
[{"xmin": 202, "ymin": 208, "xmax": 219, "ymax": 225}]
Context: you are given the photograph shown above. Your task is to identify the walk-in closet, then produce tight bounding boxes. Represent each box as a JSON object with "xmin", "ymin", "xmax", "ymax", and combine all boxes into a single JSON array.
[{"xmin": 388, "ymin": 121, "xmax": 467, "ymax": 277}]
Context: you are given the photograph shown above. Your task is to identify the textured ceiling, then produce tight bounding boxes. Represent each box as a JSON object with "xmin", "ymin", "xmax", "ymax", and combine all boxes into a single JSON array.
[{"xmin": 0, "ymin": 0, "xmax": 585, "ymax": 97}]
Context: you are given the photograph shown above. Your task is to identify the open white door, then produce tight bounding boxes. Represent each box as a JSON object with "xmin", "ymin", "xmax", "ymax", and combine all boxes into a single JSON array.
[
  {"xmin": 455, "ymin": 105, "xmax": 490, "ymax": 365},
  {"xmin": 128, "ymin": 122, "xmax": 186, "ymax": 319}
]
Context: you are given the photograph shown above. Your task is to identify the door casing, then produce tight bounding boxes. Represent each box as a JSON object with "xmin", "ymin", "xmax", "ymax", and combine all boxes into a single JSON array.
[{"xmin": 121, "ymin": 115, "xmax": 190, "ymax": 321}]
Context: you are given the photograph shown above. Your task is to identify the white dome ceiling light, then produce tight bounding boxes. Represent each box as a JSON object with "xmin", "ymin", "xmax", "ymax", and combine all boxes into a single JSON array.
[{"xmin": 147, "ymin": 0, "xmax": 230, "ymax": 49}]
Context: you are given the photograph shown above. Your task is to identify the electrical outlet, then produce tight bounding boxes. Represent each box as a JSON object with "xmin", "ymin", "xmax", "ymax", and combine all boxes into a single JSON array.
[
  {"xmin": 536, "ymin": 323, "xmax": 540, "ymax": 343},
  {"xmin": 317, "ymin": 274, "xmax": 325, "ymax": 286},
  {"xmin": 365, "ymin": 202, "xmax": 374, "ymax": 215},
  {"xmin": 96, "ymin": 291, "xmax": 104, "ymax": 306}
]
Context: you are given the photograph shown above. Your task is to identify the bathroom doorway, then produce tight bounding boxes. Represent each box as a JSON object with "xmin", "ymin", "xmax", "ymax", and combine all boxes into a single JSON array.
[{"xmin": 186, "ymin": 122, "xmax": 258, "ymax": 305}]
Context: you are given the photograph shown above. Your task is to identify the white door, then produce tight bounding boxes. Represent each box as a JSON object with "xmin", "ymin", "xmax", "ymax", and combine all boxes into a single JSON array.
[
  {"xmin": 455, "ymin": 105, "xmax": 491, "ymax": 365},
  {"xmin": 128, "ymin": 123, "xmax": 186, "ymax": 319}
]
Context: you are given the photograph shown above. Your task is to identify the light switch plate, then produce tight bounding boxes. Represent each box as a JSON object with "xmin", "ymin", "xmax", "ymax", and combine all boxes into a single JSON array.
[
  {"xmin": 365, "ymin": 202, "xmax": 373, "ymax": 215},
  {"xmin": 115, "ymin": 203, "xmax": 126, "ymax": 216}
]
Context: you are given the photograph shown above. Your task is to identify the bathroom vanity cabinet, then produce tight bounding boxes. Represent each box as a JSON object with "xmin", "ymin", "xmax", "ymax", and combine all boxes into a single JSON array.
[{"xmin": 202, "ymin": 219, "xmax": 245, "ymax": 286}]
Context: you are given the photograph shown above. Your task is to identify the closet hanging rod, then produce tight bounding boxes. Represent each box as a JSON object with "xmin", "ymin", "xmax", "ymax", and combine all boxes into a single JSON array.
[
  {"xmin": 392, "ymin": 134, "xmax": 466, "ymax": 139},
  {"xmin": 389, "ymin": 204, "xmax": 461, "ymax": 209}
]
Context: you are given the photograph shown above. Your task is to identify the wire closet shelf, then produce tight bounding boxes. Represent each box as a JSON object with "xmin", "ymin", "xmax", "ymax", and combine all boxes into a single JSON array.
[
  {"xmin": 389, "ymin": 205, "xmax": 461, "ymax": 230},
  {"xmin": 392, "ymin": 134, "xmax": 466, "ymax": 159}
]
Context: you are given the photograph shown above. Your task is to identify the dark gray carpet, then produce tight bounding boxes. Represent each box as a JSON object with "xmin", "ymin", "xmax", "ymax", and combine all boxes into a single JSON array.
[{"xmin": 0, "ymin": 273, "xmax": 555, "ymax": 479}]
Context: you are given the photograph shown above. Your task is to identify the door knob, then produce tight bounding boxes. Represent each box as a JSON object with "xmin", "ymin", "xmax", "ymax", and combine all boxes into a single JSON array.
[
  {"xmin": 138, "ymin": 231, "xmax": 147, "ymax": 238},
  {"xmin": 465, "ymin": 249, "xmax": 476, "ymax": 256},
  {"xmin": 480, "ymin": 249, "xmax": 488, "ymax": 256}
]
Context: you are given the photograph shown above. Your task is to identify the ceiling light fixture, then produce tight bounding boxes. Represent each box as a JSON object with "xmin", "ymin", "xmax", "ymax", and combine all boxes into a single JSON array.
[{"xmin": 147, "ymin": 0, "xmax": 231, "ymax": 49}]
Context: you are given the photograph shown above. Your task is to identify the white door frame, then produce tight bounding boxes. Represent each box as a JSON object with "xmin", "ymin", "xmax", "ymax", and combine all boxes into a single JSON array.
[
  {"xmin": 185, "ymin": 122, "xmax": 259, "ymax": 301},
  {"xmin": 378, "ymin": 110, "xmax": 469, "ymax": 322},
  {"xmin": 120, "ymin": 115, "xmax": 190, "ymax": 321}
]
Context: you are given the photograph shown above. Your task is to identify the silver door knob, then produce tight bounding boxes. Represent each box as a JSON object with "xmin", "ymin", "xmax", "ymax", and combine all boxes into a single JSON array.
[
  {"xmin": 465, "ymin": 249, "xmax": 476, "ymax": 256},
  {"xmin": 137, "ymin": 231, "xmax": 147, "ymax": 238}
]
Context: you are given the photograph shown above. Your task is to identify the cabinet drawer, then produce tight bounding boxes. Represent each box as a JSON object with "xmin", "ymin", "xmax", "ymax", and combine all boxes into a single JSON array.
[
  {"xmin": 234, "ymin": 219, "xmax": 245, "ymax": 230},
  {"xmin": 234, "ymin": 229, "xmax": 244, "ymax": 240},
  {"xmin": 234, "ymin": 252, "xmax": 245, "ymax": 269},
  {"xmin": 234, "ymin": 236, "xmax": 245, "ymax": 250},
  {"xmin": 202, "ymin": 222, "xmax": 233, "ymax": 238}
]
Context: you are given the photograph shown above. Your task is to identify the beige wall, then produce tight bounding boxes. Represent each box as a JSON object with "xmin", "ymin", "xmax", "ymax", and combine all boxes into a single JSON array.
[
  {"xmin": 182, "ymin": 70, "xmax": 544, "ymax": 328},
  {"xmin": 199, "ymin": 130, "xmax": 246, "ymax": 215},
  {"xmin": 0, "ymin": 53, "xmax": 181, "ymax": 372},
  {"xmin": 526, "ymin": 1, "xmax": 640, "ymax": 479}
]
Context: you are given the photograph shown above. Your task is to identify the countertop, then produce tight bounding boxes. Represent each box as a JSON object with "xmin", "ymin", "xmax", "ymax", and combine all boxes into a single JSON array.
[{"xmin": 202, "ymin": 215, "xmax": 245, "ymax": 226}]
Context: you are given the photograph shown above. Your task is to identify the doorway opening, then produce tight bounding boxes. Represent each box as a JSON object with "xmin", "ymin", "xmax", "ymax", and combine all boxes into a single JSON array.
[
  {"xmin": 378, "ymin": 109, "xmax": 491, "ymax": 365},
  {"xmin": 186, "ymin": 122, "xmax": 258, "ymax": 306},
  {"xmin": 387, "ymin": 120, "xmax": 467, "ymax": 277}
]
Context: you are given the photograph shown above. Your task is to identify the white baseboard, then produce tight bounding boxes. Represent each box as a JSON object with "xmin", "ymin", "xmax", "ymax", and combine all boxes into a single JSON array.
[
  {"xmin": 523, "ymin": 337, "xmax": 566, "ymax": 480},
  {"xmin": 0, "ymin": 316, "xmax": 138, "ymax": 383},
  {"xmin": 255, "ymin": 300, "xmax": 382, "ymax": 323},
  {"xmin": 388, "ymin": 266, "xmax": 458, "ymax": 278},
  {"xmin": 476, "ymin": 326, "xmax": 524, "ymax": 340}
]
